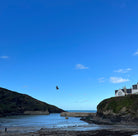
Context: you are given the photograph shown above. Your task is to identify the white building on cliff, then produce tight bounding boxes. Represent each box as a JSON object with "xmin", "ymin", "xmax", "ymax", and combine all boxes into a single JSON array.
[{"xmin": 115, "ymin": 83, "xmax": 138, "ymax": 97}]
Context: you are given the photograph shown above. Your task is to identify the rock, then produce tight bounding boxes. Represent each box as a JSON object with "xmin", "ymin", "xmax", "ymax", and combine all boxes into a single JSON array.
[
  {"xmin": 82, "ymin": 95, "xmax": 138, "ymax": 125},
  {"xmin": 0, "ymin": 87, "xmax": 64, "ymax": 117},
  {"xmin": 96, "ymin": 94, "xmax": 138, "ymax": 124}
]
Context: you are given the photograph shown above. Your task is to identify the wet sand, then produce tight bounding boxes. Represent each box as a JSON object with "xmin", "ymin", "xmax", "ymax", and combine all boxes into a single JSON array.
[{"xmin": 1, "ymin": 127, "xmax": 138, "ymax": 136}]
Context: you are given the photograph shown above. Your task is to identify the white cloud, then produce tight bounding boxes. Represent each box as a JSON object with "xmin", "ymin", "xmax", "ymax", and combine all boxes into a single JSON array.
[
  {"xmin": 75, "ymin": 64, "xmax": 88, "ymax": 69},
  {"xmin": 134, "ymin": 50, "xmax": 138, "ymax": 56},
  {"xmin": 114, "ymin": 68, "xmax": 132, "ymax": 73},
  {"xmin": 98, "ymin": 77, "xmax": 105, "ymax": 83},
  {"xmin": 22, "ymin": 85, "xmax": 28, "ymax": 88},
  {"xmin": 0, "ymin": 56, "xmax": 9, "ymax": 59},
  {"xmin": 110, "ymin": 77, "xmax": 130, "ymax": 83}
]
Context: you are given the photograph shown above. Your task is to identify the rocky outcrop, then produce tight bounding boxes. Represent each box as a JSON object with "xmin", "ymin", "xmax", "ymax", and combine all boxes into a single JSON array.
[
  {"xmin": 82, "ymin": 95, "xmax": 138, "ymax": 125},
  {"xmin": 60, "ymin": 112, "xmax": 96, "ymax": 117},
  {"xmin": 0, "ymin": 87, "xmax": 64, "ymax": 117},
  {"xmin": 96, "ymin": 94, "xmax": 138, "ymax": 124}
]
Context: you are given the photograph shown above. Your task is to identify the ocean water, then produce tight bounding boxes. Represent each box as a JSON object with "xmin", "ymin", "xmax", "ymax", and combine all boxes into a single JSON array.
[{"xmin": 0, "ymin": 110, "xmax": 106, "ymax": 132}]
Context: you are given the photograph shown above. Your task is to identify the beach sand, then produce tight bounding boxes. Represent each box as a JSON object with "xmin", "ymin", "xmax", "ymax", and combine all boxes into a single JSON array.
[{"xmin": 1, "ymin": 127, "xmax": 138, "ymax": 136}]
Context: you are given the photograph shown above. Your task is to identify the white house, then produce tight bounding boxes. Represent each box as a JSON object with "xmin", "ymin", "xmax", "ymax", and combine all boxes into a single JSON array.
[
  {"xmin": 132, "ymin": 83, "xmax": 138, "ymax": 94},
  {"xmin": 115, "ymin": 83, "xmax": 138, "ymax": 97}
]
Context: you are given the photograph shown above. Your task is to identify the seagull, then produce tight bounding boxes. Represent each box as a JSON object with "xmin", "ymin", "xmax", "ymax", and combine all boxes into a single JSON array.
[{"xmin": 56, "ymin": 86, "xmax": 59, "ymax": 90}]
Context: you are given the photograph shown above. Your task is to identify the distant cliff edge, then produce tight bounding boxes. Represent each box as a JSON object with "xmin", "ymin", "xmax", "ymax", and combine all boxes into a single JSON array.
[
  {"xmin": 96, "ymin": 95, "xmax": 138, "ymax": 124},
  {"xmin": 82, "ymin": 95, "xmax": 138, "ymax": 125},
  {"xmin": 0, "ymin": 87, "xmax": 64, "ymax": 117}
]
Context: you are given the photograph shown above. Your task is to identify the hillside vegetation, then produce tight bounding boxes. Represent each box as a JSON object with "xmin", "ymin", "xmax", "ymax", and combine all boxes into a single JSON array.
[
  {"xmin": 0, "ymin": 87, "xmax": 64, "ymax": 117},
  {"xmin": 97, "ymin": 95, "xmax": 138, "ymax": 120}
]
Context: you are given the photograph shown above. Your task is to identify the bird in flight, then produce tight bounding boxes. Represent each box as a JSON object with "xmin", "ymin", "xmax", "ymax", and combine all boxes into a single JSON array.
[{"xmin": 56, "ymin": 86, "xmax": 59, "ymax": 90}]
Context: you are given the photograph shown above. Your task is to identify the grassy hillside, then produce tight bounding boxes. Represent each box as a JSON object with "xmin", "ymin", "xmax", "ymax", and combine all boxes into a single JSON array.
[
  {"xmin": 0, "ymin": 87, "xmax": 64, "ymax": 116},
  {"xmin": 97, "ymin": 95, "xmax": 138, "ymax": 119}
]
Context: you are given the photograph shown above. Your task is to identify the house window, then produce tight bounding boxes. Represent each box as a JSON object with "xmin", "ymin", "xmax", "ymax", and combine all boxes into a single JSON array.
[
  {"xmin": 133, "ymin": 85, "xmax": 137, "ymax": 89},
  {"xmin": 118, "ymin": 91, "xmax": 123, "ymax": 96}
]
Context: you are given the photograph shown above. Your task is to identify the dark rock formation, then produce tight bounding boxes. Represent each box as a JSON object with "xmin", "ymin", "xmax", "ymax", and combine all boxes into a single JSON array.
[
  {"xmin": 0, "ymin": 128, "xmax": 137, "ymax": 136},
  {"xmin": 0, "ymin": 87, "xmax": 64, "ymax": 117},
  {"xmin": 82, "ymin": 95, "xmax": 138, "ymax": 125},
  {"xmin": 96, "ymin": 94, "xmax": 138, "ymax": 124}
]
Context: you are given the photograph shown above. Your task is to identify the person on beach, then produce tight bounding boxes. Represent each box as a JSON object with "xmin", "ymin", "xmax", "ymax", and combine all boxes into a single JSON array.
[{"xmin": 5, "ymin": 128, "xmax": 7, "ymax": 133}]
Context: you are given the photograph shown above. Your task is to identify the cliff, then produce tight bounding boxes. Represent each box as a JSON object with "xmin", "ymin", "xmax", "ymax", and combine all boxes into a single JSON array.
[
  {"xmin": 0, "ymin": 87, "xmax": 64, "ymax": 117},
  {"xmin": 81, "ymin": 95, "xmax": 138, "ymax": 125},
  {"xmin": 97, "ymin": 94, "xmax": 138, "ymax": 124}
]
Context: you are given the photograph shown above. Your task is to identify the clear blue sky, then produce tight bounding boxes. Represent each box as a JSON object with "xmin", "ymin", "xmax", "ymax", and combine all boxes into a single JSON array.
[{"xmin": 0, "ymin": 0, "xmax": 138, "ymax": 110}]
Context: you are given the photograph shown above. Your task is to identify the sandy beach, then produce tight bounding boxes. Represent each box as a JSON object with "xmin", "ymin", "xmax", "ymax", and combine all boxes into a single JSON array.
[{"xmin": 1, "ymin": 126, "xmax": 138, "ymax": 136}]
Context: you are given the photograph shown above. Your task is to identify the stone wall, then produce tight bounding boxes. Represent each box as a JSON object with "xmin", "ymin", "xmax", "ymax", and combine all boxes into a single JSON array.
[
  {"xmin": 60, "ymin": 112, "xmax": 96, "ymax": 117},
  {"xmin": 24, "ymin": 110, "xmax": 49, "ymax": 115}
]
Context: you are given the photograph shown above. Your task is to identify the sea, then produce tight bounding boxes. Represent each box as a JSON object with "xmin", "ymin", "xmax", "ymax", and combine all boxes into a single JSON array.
[{"xmin": 0, "ymin": 110, "xmax": 111, "ymax": 133}]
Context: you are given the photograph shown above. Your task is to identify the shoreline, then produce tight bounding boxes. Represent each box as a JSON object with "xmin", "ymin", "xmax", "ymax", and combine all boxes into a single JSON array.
[
  {"xmin": 1, "ymin": 113, "xmax": 138, "ymax": 135},
  {"xmin": 0, "ymin": 127, "xmax": 138, "ymax": 136}
]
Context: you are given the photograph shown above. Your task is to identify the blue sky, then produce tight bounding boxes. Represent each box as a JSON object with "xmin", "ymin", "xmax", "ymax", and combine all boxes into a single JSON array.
[{"xmin": 0, "ymin": 0, "xmax": 138, "ymax": 110}]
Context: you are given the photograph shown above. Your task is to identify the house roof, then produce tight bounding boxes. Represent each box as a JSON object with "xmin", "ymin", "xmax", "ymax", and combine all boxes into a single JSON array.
[
  {"xmin": 115, "ymin": 89, "xmax": 124, "ymax": 94},
  {"xmin": 115, "ymin": 89, "xmax": 132, "ymax": 94},
  {"xmin": 115, "ymin": 90, "xmax": 118, "ymax": 94},
  {"xmin": 115, "ymin": 82, "xmax": 138, "ymax": 95}
]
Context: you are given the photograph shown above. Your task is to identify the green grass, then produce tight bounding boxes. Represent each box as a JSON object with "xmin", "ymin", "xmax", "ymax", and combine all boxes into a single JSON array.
[
  {"xmin": 97, "ymin": 95, "xmax": 138, "ymax": 115},
  {"xmin": 0, "ymin": 87, "xmax": 64, "ymax": 116}
]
